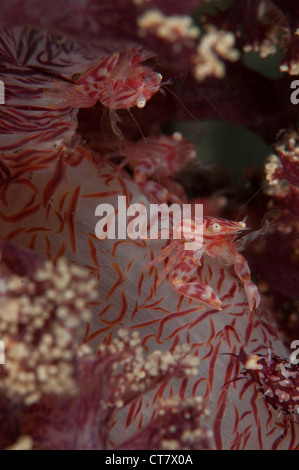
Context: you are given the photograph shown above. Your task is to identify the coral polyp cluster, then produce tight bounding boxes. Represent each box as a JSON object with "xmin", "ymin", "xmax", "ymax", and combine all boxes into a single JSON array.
[
  {"xmin": 0, "ymin": 256, "xmax": 93, "ymax": 405},
  {"xmin": 0, "ymin": 243, "xmax": 211, "ymax": 449},
  {"xmin": 266, "ymin": 129, "xmax": 299, "ymax": 214},
  {"xmin": 1, "ymin": 0, "xmax": 299, "ymax": 451}
]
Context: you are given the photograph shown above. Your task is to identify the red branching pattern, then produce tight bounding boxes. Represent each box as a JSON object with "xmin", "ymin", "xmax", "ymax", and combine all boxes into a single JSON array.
[
  {"xmin": 1, "ymin": 0, "xmax": 299, "ymax": 451},
  {"xmin": 1, "ymin": 147, "xmax": 297, "ymax": 448}
]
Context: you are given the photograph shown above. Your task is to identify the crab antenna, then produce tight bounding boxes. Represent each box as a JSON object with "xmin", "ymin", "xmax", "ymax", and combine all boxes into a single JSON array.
[{"xmin": 161, "ymin": 84, "xmax": 200, "ymax": 123}]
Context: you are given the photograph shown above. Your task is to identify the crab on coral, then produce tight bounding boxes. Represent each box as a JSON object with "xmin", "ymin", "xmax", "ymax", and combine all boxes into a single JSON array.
[
  {"xmin": 1, "ymin": 0, "xmax": 299, "ymax": 452},
  {"xmin": 145, "ymin": 216, "xmax": 260, "ymax": 311},
  {"xmin": 107, "ymin": 132, "xmax": 196, "ymax": 203}
]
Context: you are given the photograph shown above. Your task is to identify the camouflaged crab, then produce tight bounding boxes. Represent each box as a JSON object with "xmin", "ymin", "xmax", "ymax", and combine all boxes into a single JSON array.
[
  {"xmin": 1, "ymin": 0, "xmax": 299, "ymax": 452},
  {"xmin": 145, "ymin": 216, "xmax": 260, "ymax": 311}
]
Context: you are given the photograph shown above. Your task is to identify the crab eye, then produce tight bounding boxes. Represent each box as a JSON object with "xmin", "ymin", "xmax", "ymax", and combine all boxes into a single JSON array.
[
  {"xmin": 211, "ymin": 223, "xmax": 222, "ymax": 233},
  {"xmin": 136, "ymin": 96, "xmax": 146, "ymax": 108}
]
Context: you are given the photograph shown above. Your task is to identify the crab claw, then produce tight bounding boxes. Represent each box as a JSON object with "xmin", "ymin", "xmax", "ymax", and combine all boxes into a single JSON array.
[
  {"xmin": 172, "ymin": 281, "xmax": 223, "ymax": 310},
  {"xmin": 234, "ymin": 253, "xmax": 260, "ymax": 311},
  {"xmin": 244, "ymin": 280, "xmax": 260, "ymax": 311}
]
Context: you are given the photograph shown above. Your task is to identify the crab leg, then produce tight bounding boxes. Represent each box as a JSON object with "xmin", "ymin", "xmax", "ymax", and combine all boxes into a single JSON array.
[
  {"xmin": 136, "ymin": 180, "xmax": 182, "ymax": 204},
  {"xmin": 133, "ymin": 157, "xmax": 156, "ymax": 182},
  {"xmin": 170, "ymin": 253, "xmax": 223, "ymax": 310},
  {"xmin": 233, "ymin": 252, "xmax": 260, "ymax": 311},
  {"xmin": 156, "ymin": 245, "xmax": 185, "ymax": 287},
  {"xmin": 137, "ymin": 180, "xmax": 168, "ymax": 204},
  {"xmin": 144, "ymin": 241, "xmax": 182, "ymax": 270}
]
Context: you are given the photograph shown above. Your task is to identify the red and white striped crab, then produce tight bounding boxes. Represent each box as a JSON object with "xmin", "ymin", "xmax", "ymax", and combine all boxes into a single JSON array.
[
  {"xmin": 145, "ymin": 216, "xmax": 260, "ymax": 311},
  {"xmin": 111, "ymin": 133, "xmax": 196, "ymax": 203}
]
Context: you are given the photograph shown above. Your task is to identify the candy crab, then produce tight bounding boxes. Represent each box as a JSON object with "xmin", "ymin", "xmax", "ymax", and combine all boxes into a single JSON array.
[
  {"xmin": 145, "ymin": 216, "xmax": 260, "ymax": 311},
  {"xmin": 108, "ymin": 133, "xmax": 196, "ymax": 203}
]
